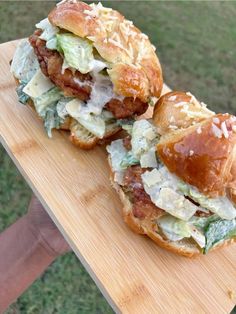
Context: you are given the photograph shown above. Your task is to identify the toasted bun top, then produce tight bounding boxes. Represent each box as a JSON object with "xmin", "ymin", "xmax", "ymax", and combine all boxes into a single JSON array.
[
  {"xmin": 48, "ymin": 1, "xmax": 163, "ymax": 102},
  {"xmin": 153, "ymin": 91, "xmax": 214, "ymax": 135},
  {"xmin": 157, "ymin": 112, "xmax": 236, "ymax": 198}
]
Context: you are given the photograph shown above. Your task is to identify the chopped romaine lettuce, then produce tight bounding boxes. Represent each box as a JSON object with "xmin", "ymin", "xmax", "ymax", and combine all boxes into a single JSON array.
[
  {"xmin": 16, "ymin": 81, "xmax": 30, "ymax": 105},
  {"xmin": 56, "ymin": 98, "xmax": 72, "ymax": 120},
  {"xmin": 131, "ymin": 120, "xmax": 158, "ymax": 159},
  {"xmin": 204, "ymin": 219, "xmax": 236, "ymax": 253},
  {"xmin": 117, "ymin": 119, "xmax": 135, "ymax": 135},
  {"xmin": 107, "ymin": 139, "xmax": 127, "ymax": 172},
  {"xmin": 190, "ymin": 215, "xmax": 219, "ymax": 230},
  {"xmin": 65, "ymin": 99, "xmax": 106, "ymax": 138},
  {"xmin": 34, "ymin": 87, "xmax": 63, "ymax": 118},
  {"xmin": 178, "ymin": 181, "xmax": 236, "ymax": 220},
  {"xmin": 44, "ymin": 104, "xmax": 62, "ymax": 138},
  {"xmin": 56, "ymin": 33, "xmax": 94, "ymax": 73},
  {"xmin": 10, "ymin": 39, "xmax": 39, "ymax": 82},
  {"xmin": 142, "ymin": 167, "xmax": 197, "ymax": 221},
  {"xmin": 157, "ymin": 215, "xmax": 191, "ymax": 241},
  {"xmin": 36, "ymin": 18, "xmax": 59, "ymax": 42},
  {"xmin": 189, "ymin": 225, "xmax": 206, "ymax": 248},
  {"xmin": 120, "ymin": 152, "xmax": 139, "ymax": 169},
  {"xmin": 140, "ymin": 147, "xmax": 158, "ymax": 168}
]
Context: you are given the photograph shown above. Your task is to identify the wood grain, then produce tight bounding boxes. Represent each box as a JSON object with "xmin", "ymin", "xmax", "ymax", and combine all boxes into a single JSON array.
[{"xmin": 1, "ymin": 40, "xmax": 236, "ymax": 314}]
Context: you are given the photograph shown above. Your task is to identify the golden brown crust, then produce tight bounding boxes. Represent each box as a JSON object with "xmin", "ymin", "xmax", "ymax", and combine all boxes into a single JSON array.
[
  {"xmin": 69, "ymin": 120, "xmax": 121, "ymax": 150},
  {"xmin": 157, "ymin": 113, "xmax": 236, "ymax": 198},
  {"xmin": 48, "ymin": 1, "xmax": 163, "ymax": 102},
  {"xmin": 153, "ymin": 91, "xmax": 214, "ymax": 135}
]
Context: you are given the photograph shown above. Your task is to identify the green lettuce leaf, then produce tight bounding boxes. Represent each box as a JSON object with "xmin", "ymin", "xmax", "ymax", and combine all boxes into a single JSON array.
[
  {"xmin": 16, "ymin": 81, "xmax": 30, "ymax": 105},
  {"xmin": 204, "ymin": 219, "xmax": 236, "ymax": 253},
  {"xmin": 120, "ymin": 152, "xmax": 139, "ymax": 169},
  {"xmin": 56, "ymin": 33, "xmax": 94, "ymax": 73},
  {"xmin": 44, "ymin": 104, "xmax": 63, "ymax": 138},
  {"xmin": 34, "ymin": 87, "xmax": 63, "ymax": 118},
  {"xmin": 157, "ymin": 215, "xmax": 191, "ymax": 241},
  {"xmin": 107, "ymin": 139, "xmax": 127, "ymax": 172},
  {"xmin": 178, "ymin": 181, "xmax": 236, "ymax": 220}
]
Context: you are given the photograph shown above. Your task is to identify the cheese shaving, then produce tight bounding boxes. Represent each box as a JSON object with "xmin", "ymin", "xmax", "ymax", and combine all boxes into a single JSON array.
[
  {"xmin": 221, "ymin": 121, "xmax": 229, "ymax": 138},
  {"xmin": 212, "ymin": 123, "xmax": 222, "ymax": 138}
]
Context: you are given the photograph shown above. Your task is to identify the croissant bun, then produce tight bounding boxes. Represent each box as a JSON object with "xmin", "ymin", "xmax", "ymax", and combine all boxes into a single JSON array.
[{"xmin": 154, "ymin": 91, "xmax": 236, "ymax": 201}]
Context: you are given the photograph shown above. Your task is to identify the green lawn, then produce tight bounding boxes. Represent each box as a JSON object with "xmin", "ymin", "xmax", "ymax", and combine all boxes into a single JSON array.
[{"xmin": 0, "ymin": 1, "xmax": 236, "ymax": 313}]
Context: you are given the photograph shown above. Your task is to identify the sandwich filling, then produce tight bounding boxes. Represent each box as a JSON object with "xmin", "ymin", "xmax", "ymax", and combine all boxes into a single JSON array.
[
  {"xmin": 11, "ymin": 13, "xmax": 149, "ymax": 139},
  {"xmin": 107, "ymin": 119, "xmax": 236, "ymax": 253}
]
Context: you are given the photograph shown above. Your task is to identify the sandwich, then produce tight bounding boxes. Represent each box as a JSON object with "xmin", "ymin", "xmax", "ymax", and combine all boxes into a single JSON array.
[
  {"xmin": 10, "ymin": 0, "xmax": 163, "ymax": 149},
  {"xmin": 107, "ymin": 91, "xmax": 236, "ymax": 257}
]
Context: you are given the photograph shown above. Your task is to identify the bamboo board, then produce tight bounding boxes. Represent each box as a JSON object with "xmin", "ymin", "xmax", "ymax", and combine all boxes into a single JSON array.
[{"xmin": 0, "ymin": 40, "xmax": 236, "ymax": 314}]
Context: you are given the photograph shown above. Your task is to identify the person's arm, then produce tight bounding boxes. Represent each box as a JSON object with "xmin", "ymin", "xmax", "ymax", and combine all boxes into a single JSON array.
[{"xmin": 0, "ymin": 196, "xmax": 71, "ymax": 312}]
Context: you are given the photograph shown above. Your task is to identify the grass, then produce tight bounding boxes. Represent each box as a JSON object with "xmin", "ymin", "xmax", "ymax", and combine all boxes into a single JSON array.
[{"xmin": 0, "ymin": 1, "xmax": 236, "ymax": 313}]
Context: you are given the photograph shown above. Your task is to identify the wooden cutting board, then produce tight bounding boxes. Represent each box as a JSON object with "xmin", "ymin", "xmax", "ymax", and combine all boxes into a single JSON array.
[{"xmin": 1, "ymin": 40, "xmax": 236, "ymax": 314}]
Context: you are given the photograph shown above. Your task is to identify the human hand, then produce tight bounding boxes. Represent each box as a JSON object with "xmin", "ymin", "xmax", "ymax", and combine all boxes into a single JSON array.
[{"xmin": 26, "ymin": 195, "xmax": 71, "ymax": 257}]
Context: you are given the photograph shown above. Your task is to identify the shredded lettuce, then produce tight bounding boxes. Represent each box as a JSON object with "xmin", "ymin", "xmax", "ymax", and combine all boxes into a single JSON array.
[
  {"xmin": 56, "ymin": 33, "xmax": 94, "ymax": 73},
  {"xmin": 10, "ymin": 39, "xmax": 39, "ymax": 82},
  {"xmin": 204, "ymin": 219, "xmax": 236, "ymax": 253}
]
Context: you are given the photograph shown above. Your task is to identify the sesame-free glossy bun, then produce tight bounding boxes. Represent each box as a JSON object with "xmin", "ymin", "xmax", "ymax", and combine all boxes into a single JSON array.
[{"xmin": 48, "ymin": 1, "xmax": 163, "ymax": 102}]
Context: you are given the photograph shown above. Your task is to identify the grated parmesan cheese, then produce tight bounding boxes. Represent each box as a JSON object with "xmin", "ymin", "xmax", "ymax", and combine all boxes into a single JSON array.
[
  {"xmin": 232, "ymin": 125, "xmax": 236, "ymax": 133},
  {"xmin": 169, "ymin": 125, "xmax": 178, "ymax": 130},
  {"xmin": 189, "ymin": 150, "xmax": 194, "ymax": 156},
  {"xmin": 221, "ymin": 121, "xmax": 229, "ymax": 138},
  {"xmin": 213, "ymin": 117, "xmax": 220, "ymax": 124},
  {"xmin": 212, "ymin": 123, "xmax": 222, "ymax": 138},
  {"xmin": 174, "ymin": 101, "xmax": 188, "ymax": 108},
  {"xmin": 196, "ymin": 126, "xmax": 202, "ymax": 134},
  {"xmin": 169, "ymin": 95, "xmax": 177, "ymax": 101},
  {"xmin": 169, "ymin": 115, "xmax": 175, "ymax": 123}
]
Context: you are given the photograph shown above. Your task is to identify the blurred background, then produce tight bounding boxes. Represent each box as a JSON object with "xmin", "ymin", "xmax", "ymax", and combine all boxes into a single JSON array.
[{"xmin": 0, "ymin": 1, "xmax": 236, "ymax": 313}]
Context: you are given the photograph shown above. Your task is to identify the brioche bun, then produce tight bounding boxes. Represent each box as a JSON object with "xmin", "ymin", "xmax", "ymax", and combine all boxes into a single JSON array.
[{"xmin": 48, "ymin": 1, "xmax": 163, "ymax": 102}]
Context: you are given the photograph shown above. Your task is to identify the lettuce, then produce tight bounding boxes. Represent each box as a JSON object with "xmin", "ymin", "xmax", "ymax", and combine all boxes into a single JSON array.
[
  {"xmin": 157, "ymin": 215, "xmax": 191, "ymax": 241},
  {"xmin": 10, "ymin": 39, "xmax": 39, "ymax": 82},
  {"xmin": 34, "ymin": 87, "xmax": 63, "ymax": 118},
  {"xmin": 65, "ymin": 99, "xmax": 106, "ymax": 138},
  {"xmin": 36, "ymin": 18, "xmax": 59, "ymax": 43},
  {"xmin": 120, "ymin": 152, "xmax": 139, "ymax": 169},
  {"xmin": 44, "ymin": 104, "xmax": 63, "ymax": 138},
  {"xmin": 107, "ymin": 139, "xmax": 127, "ymax": 172},
  {"xmin": 131, "ymin": 120, "xmax": 158, "ymax": 159},
  {"xmin": 178, "ymin": 182, "xmax": 236, "ymax": 220},
  {"xmin": 56, "ymin": 33, "xmax": 94, "ymax": 73},
  {"xmin": 16, "ymin": 81, "xmax": 30, "ymax": 105},
  {"xmin": 204, "ymin": 219, "xmax": 236, "ymax": 253}
]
